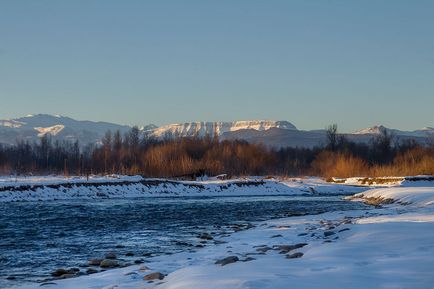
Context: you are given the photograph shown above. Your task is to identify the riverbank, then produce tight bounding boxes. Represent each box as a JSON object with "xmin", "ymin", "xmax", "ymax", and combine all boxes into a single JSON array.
[
  {"xmin": 10, "ymin": 177, "xmax": 434, "ymax": 289},
  {"xmin": 0, "ymin": 175, "xmax": 365, "ymax": 202}
]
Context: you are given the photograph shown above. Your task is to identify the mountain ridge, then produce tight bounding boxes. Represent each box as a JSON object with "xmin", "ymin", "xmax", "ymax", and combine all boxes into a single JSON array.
[
  {"xmin": 144, "ymin": 120, "xmax": 297, "ymax": 138},
  {"xmin": 0, "ymin": 114, "xmax": 432, "ymax": 148}
]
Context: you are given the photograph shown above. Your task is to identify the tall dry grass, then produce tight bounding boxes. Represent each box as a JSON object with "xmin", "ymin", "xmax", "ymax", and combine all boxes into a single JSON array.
[
  {"xmin": 370, "ymin": 147, "xmax": 434, "ymax": 177},
  {"xmin": 311, "ymin": 151, "xmax": 368, "ymax": 178},
  {"xmin": 311, "ymin": 147, "xmax": 434, "ymax": 178}
]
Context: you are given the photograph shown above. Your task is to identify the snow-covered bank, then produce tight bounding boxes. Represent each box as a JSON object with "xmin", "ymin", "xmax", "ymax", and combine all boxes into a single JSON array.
[
  {"xmin": 352, "ymin": 186, "xmax": 434, "ymax": 207},
  {"xmin": 0, "ymin": 176, "xmax": 365, "ymax": 202},
  {"xmin": 0, "ymin": 175, "xmax": 143, "ymax": 188},
  {"xmin": 155, "ymin": 212, "xmax": 434, "ymax": 289},
  {"xmin": 331, "ymin": 175, "xmax": 434, "ymax": 187}
]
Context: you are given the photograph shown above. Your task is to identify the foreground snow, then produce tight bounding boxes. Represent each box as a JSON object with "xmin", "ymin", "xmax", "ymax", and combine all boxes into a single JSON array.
[{"xmin": 14, "ymin": 181, "xmax": 434, "ymax": 289}]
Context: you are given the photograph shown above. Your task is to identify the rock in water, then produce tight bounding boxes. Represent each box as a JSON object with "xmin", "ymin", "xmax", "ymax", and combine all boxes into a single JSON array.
[
  {"xmin": 215, "ymin": 256, "xmax": 239, "ymax": 266},
  {"xmin": 51, "ymin": 268, "xmax": 69, "ymax": 277},
  {"xmin": 100, "ymin": 259, "xmax": 119, "ymax": 268},
  {"xmin": 143, "ymin": 272, "xmax": 165, "ymax": 280},
  {"xmin": 198, "ymin": 233, "xmax": 214, "ymax": 240},
  {"xmin": 86, "ymin": 268, "xmax": 98, "ymax": 274}
]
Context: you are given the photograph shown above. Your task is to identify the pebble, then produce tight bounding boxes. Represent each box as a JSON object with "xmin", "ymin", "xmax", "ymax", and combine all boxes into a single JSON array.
[
  {"xmin": 286, "ymin": 252, "xmax": 304, "ymax": 259},
  {"xmin": 215, "ymin": 256, "xmax": 239, "ymax": 266},
  {"xmin": 274, "ymin": 243, "xmax": 307, "ymax": 253},
  {"xmin": 256, "ymin": 246, "xmax": 272, "ymax": 253},
  {"xmin": 40, "ymin": 282, "xmax": 57, "ymax": 287},
  {"xmin": 143, "ymin": 272, "xmax": 165, "ymax": 281}
]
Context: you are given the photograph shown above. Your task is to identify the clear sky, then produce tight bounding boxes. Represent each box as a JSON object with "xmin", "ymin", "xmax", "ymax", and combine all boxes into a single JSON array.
[{"xmin": 0, "ymin": 0, "xmax": 433, "ymax": 132}]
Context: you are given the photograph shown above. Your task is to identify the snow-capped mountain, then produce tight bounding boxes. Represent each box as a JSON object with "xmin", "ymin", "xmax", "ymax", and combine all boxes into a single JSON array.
[
  {"xmin": 0, "ymin": 114, "xmax": 132, "ymax": 145},
  {"xmin": 353, "ymin": 125, "xmax": 434, "ymax": 138},
  {"xmin": 144, "ymin": 120, "xmax": 297, "ymax": 138},
  {"xmin": 353, "ymin": 125, "xmax": 389, "ymax": 135}
]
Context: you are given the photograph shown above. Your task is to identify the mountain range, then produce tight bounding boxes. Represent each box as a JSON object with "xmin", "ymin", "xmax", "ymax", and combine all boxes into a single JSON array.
[
  {"xmin": 0, "ymin": 114, "xmax": 132, "ymax": 145},
  {"xmin": 0, "ymin": 114, "xmax": 432, "ymax": 148}
]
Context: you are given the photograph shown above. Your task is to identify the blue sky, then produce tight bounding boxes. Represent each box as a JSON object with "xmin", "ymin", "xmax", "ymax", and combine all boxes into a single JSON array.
[{"xmin": 0, "ymin": 0, "xmax": 433, "ymax": 132}]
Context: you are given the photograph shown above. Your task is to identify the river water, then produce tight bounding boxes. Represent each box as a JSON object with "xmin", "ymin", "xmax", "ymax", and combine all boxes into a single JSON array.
[{"xmin": 0, "ymin": 194, "xmax": 369, "ymax": 288}]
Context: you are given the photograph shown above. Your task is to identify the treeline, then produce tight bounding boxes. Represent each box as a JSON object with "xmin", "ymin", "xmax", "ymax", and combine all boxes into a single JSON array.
[
  {"xmin": 0, "ymin": 125, "xmax": 433, "ymax": 178},
  {"xmin": 312, "ymin": 125, "xmax": 434, "ymax": 177}
]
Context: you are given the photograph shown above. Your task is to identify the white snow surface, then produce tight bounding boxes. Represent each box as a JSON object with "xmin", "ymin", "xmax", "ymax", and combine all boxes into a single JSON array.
[{"xmin": 10, "ymin": 178, "xmax": 434, "ymax": 289}]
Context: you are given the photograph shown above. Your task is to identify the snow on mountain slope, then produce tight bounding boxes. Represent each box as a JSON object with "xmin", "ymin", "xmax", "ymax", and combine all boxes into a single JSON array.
[
  {"xmin": 353, "ymin": 125, "xmax": 389, "ymax": 135},
  {"xmin": 34, "ymin": 124, "xmax": 65, "ymax": 137},
  {"xmin": 0, "ymin": 119, "xmax": 25, "ymax": 128},
  {"xmin": 145, "ymin": 120, "xmax": 297, "ymax": 138}
]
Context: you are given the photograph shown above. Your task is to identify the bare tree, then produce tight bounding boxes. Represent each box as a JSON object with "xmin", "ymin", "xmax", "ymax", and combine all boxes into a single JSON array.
[{"xmin": 326, "ymin": 124, "xmax": 338, "ymax": 151}]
